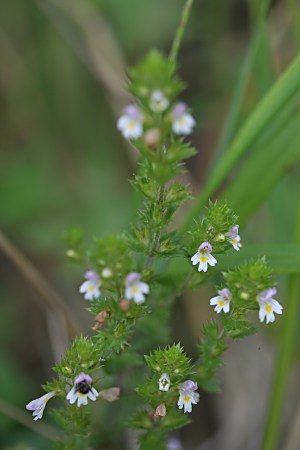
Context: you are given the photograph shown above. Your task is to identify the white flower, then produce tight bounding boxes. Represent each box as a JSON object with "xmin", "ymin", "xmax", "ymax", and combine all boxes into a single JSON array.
[
  {"xmin": 171, "ymin": 102, "xmax": 196, "ymax": 135},
  {"xmin": 26, "ymin": 391, "xmax": 56, "ymax": 421},
  {"xmin": 210, "ymin": 288, "xmax": 231, "ymax": 314},
  {"xmin": 159, "ymin": 373, "xmax": 170, "ymax": 392},
  {"xmin": 149, "ymin": 89, "xmax": 169, "ymax": 112},
  {"xmin": 117, "ymin": 104, "xmax": 143, "ymax": 139},
  {"xmin": 177, "ymin": 380, "xmax": 200, "ymax": 414},
  {"xmin": 226, "ymin": 225, "xmax": 242, "ymax": 251},
  {"xmin": 124, "ymin": 272, "xmax": 149, "ymax": 304},
  {"xmin": 191, "ymin": 242, "xmax": 217, "ymax": 272},
  {"xmin": 79, "ymin": 270, "xmax": 101, "ymax": 301},
  {"xmin": 66, "ymin": 373, "xmax": 99, "ymax": 407},
  {"xmin": 257, "ymin": 288, "xmax": 283, "ymax": 324}
]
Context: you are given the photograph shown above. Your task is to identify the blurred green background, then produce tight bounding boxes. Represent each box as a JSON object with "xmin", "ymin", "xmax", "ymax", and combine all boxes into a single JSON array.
[{"xmin": 1, "ymin": 0, "xmax": 300, "ymax": 449}]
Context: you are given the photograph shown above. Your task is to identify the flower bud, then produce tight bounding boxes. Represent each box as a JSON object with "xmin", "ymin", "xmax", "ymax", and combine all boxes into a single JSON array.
[
  {"xmin": 119, "ymin": 299, "xmax": 130, "ymax": 311},
  {"xmin": 144, "ymin": 127, "xmax": 161, "ymax": 150}
]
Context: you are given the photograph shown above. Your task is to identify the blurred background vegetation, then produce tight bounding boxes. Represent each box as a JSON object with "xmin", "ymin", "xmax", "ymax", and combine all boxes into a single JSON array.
[{"xmin": 1, "ymin": 0, "xmax": 300, "ymax": 449}]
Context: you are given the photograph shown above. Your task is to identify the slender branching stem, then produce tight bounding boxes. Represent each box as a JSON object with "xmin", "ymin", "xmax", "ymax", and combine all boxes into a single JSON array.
[{"xmin": 169, "ymin": 0, "xmax": 194, "ymax": 64}]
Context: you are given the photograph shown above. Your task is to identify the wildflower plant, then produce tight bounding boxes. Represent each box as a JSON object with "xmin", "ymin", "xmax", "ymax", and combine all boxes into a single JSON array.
[{"xmin": 25, "ymin": 2, "xmax": 284, "ymax": 449}]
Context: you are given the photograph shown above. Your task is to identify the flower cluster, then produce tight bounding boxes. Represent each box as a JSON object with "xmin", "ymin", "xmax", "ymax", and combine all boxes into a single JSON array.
[
  {"xmin": 79, "ymin": 270, "xmax": 150, "ymax": 305},
  {"xmin": 117, "ymin": 92, "xmax": 195, "ymax": 141},
  {"xmin": 208, "ymin": 286, "xmax": 283, "ymax": 324},
  {"xmin": 158, "ymin": 374, "xmax": 200, "ymax": 414},
  {"xmin": 190, "ymin": 226, "xmax": 242, "ymax": 273},
  {"xmin": 26, "ymin": 39, "xmax": 285, "ymax": 447},
  {"xmin": 26, "ymin": 373, "xmax": 120, "ymax": 421}
]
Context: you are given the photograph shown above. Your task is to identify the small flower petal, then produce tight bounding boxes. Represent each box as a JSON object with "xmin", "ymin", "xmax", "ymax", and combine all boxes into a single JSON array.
[{"xmin": 26, "ymin": 391, "xmax": 56, "ymax": 421}]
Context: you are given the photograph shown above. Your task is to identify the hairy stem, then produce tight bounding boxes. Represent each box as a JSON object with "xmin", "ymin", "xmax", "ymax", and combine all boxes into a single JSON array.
[{"xmin": 146, "ymin": 185, "xmax": 166, "ymax": 268}]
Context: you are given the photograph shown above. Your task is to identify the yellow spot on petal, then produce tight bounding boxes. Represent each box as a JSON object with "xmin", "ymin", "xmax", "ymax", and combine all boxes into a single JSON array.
[
  {"xmin": 265, "ymin": 305, "xmax": 273, "ymax": 313},
  {"xmin": 218, "ymin": 300, "xmax": 225, "ymax": 307},
  {"xmin": 184, "ymin": 396, "xmax": 191, "ymax": 402},
  {"xmin": 132, "ymin": 287, "xmax": 140, "ymax": 294},
  {"xmin": 127, "ymin": 120, "xmax": 136, "ymax": 129},
  {"xmin": 88, "ymin": 286, "xmax": 94, "ymax": 292},
  {"xmin": 200, "ymin": 256, "xmax": 208, "ymax": 263}
]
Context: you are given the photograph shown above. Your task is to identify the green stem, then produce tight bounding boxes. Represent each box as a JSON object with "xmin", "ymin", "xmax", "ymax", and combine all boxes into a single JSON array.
[
  {"xmin": 169, "ymin": 0, "xmax": 194, "ymax": 64},
  {"xmin": 261, "ymin": 202, "xmax": 300, "ymax": 450},
  {"xmin": 145, "ymin": 185, "xmax": 166, "ymax": 268}
]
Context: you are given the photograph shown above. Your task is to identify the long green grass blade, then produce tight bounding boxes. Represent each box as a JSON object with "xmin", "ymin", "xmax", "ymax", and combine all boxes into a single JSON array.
[
  {"xmin": 181, "ymin": 51, "xmax": 300, "ymax": 232},
  {"xmin": 261, "ymin": 200, "xmax": 300, "ymax": 450},
  {"xmin": 221, "ymin": 107, "xmax": 300, "ymax": 224}
]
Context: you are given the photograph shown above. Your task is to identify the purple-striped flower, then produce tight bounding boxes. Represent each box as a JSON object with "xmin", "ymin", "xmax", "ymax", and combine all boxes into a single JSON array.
[
  {"xmin": 171, "ymin": 102, "xmax": 195, "ymax": 135},
  {"xmin": 210, "ymin": 288, "xmax": 232, "ymax": 314},
  {"xmin": 117, "ymin": 104, "xmax": 143, "ymax": 139},
  {"xmin": 257, "ymin": 288, "xmax": 283, "ymax": 324},
  {"xmin": 191, "ymin": 242, "xmax": 217, "ymax": 272},
  {"xmin": 79, "ymin": 270, "xmax": 101, "ymax": 301},
  {"xmin": 66, "ymin": 373, "xmax": 99, "ymax": 407},
  {"xmin": 226, "ymin": 225, "xmax": 242, "ymax": 251},
  {"xmin": 177, "ymin": 380, "xmax": 200, "ymax": 413},
  {"xmin": 124, "ymin": 272, "xmax": 149, "ymax": 304},
  {"xmin": 26, "ymin": 391, "xmax": 56, "ymax": 420}
]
